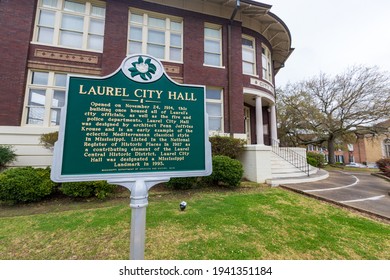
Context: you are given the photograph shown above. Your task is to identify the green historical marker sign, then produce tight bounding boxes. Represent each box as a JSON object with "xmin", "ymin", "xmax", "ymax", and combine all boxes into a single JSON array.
[{"xmin": 51, "ymin": 55, "xmax": 212, "ymax": 182}]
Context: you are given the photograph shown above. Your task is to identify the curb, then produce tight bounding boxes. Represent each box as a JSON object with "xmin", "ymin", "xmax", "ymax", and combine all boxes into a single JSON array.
[
  {"xmin": 279, "ymin": 184, "xmax": 390, "ymax": 224},
  {"xmin": 371, "ymin": 172, "xmax": 390, "ymax": 183},
  {"xmin": 371, "ymin": 173, "xmax": 390, "ymax": 196}
]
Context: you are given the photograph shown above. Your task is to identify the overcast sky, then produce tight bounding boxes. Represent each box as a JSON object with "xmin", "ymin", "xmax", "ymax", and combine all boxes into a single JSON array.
[{"xmin": 262, "ymin": 0, "xmax": 390, "ymax": 87}]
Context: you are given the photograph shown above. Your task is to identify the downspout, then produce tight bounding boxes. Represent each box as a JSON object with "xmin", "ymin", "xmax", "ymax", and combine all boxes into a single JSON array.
[
  {"xmin": 228, "ymin": 0, "xmax": 240, "ymax": 137},
  {"xmin": 230, "ymin": 0, "xmax": 240, "ymax": 21}
]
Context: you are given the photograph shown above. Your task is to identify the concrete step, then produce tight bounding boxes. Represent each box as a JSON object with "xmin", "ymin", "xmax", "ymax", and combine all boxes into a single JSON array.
[
  {"xmin": 271, "ymin": 153, "xmax": 316, "ymax": 176},
  {"xmin": 269, "ymin": 151, "xmax": 324, "ymax": 184},
  {"xmin": 271, "ymin": 168, "xmax": 318, "ymax": 178},
  {"xmin": 272, "ymin": 166, "xmax": 302, "ymax": 172},
  {"xmin": 267, "ymin": 169, "xmax": 329, "ymax": 187},
  {"xmin": 271, "ymin": 163, "xmax": 318, "ymax": 171},
  {"xmin": 272, "ymin": 171, "xmax": 310, "ymax": 178}
]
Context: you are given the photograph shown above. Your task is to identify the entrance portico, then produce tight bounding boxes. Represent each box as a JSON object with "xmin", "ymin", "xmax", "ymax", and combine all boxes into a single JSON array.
[{"xmin": 243, "ymin": 88, "xmax": 278, "ymax": 145}]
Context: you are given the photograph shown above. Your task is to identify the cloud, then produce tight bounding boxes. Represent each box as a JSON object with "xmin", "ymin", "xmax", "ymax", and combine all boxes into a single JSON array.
[{"xmin": 265, "ymin": 0, "xmax": 390, "ymax": 86}]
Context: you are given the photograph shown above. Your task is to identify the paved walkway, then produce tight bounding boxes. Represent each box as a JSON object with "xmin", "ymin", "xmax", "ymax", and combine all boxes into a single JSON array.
[{"xmin": 281, "ymin": 170, "xmax": 390, "ymax": 221}]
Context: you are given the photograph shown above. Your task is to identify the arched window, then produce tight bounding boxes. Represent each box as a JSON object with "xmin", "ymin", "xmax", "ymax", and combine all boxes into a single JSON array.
[{"xmin": 384, "ymin": 139, "xmax": 390, "ymax": 157}]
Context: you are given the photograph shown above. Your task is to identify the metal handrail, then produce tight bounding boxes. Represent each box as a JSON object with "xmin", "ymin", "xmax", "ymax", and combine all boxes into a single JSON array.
[{"xmin": 270, "ymin": 138, "xmax": 310, "ymax": 177}]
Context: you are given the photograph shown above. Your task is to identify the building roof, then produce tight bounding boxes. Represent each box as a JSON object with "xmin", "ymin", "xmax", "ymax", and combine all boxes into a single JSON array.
[
  {"xmin": 377, "ymin": 119, "xmax": 390, "ymax": 128},
  {"xmin": 144, "ymin": 0, "xmax": 294, "ymax": 74}
]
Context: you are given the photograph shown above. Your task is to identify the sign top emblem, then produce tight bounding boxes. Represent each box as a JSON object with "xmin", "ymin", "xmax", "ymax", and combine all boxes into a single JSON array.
[{"xmin": 121, "ymin": 55, "xmax": 164, "ymax": 83}]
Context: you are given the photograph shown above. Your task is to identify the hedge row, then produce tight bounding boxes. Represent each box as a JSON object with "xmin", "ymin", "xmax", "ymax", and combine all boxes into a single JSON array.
[
  {"xmin": 167, "ymin": 156, "xmax": 244, "ymax": 190},
  {"xmin": 0, "ymin": 167, "xmax": 116, "ymax": 204},
  {"xmin": 0, "ymin": 167, "xmax": 55, "ymax": 203},
  {"xmin": 1, "ymin": 136, "xmax": 246, "ymax": 202},
  {"xmin": 0, "ymin": 157, "xmax": 244, "ymax": 202},
  {"xmin": 307, "ymin": 152, "xmax": 326, "ymax": 168},
  {"xmin": 167, "ymin": 136, "xmax": 245, "ymax": 190},
  {"xmin": 0, "ymin": 145, "xmax": 17, "ymax": 171}
]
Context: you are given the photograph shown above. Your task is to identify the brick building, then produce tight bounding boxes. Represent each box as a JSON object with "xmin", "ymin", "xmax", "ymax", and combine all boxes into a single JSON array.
[
  {"xmin": 0, "ymin": 0, "xmax": 305, "ymax": 183},
  {"xmin": 345, "ymin": 120, "xmax": 390, "ymax": 166},
  {"xmin": 306, "ymin": 120, "xmax": 390, "ymax": 166}
]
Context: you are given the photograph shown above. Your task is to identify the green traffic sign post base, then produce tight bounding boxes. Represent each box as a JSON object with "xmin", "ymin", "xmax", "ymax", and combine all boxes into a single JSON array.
[{"xmin": 108, "ymin": 177, "xmax": 170, "ymax": 260}]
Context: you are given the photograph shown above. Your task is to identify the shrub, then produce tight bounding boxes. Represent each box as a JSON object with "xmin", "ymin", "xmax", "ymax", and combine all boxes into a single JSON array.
[
  {"xmin": 94, "ymin": 181, "xmax": 117, "ymax": 199},
  {"xmin": 307, "ymin": 152, "xmax": 326, "ymax": 168},
  {"xmin": 166, "ymin": 177, "xmax": 201, "ymax": 190},
  {"xmin": 0, "ymin": 167, "xmax": 56, "ymax": 203},
  {"xmin": 60, "ymin": 181, "xmax": 94, "ymax": 198},
  {"xmin": 307, "ymin": 157, "xmax": 317, "ymax": 167},
  {"xmin": 60, "ymin": 180, "xmax": 116, "ymax": 199},
  {"xmin": 40, "ymin": 131, "xmax": 58, "ymax": 149},
  {"xmin": 0, "ymin": 145, "xmax": 17, "ymax": 171},
  {"xmin": 209, "ymin": 136, "xmax": 246, "ymax": 159},
  {"xmin": 376, "ymin": 158, "xmax": 390, "ymax": 178},
  {"xmin": 207, "ymin": 155, "xmax": 243, "ymax": 187}
]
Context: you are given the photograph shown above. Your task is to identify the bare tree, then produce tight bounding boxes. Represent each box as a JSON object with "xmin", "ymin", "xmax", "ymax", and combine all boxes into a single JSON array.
[{"xmin": 277, "ymin": 66, "xmax": 390, "ymax": 164}]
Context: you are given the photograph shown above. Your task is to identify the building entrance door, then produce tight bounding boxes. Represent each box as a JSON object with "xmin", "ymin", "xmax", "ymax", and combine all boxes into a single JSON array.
[{"xmin": 244, "ymin": 106, "xmax": 251, "ymax": 144}]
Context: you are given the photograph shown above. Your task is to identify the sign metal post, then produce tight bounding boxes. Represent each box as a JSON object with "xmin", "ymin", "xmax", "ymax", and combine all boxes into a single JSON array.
[{"xmin": 108, "ymin": 177, "xmax": 170, "ymax": 259}]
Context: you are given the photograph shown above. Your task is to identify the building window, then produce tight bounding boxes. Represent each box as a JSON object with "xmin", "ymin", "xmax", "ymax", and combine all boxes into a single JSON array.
[
  {"xmin": 24, "ymin": 71, "xmax": 67, "ymax": 126},
  {"xmin": 206, "ymin": 88, "xmax": 223, "ymax": 132},
  {"xmin": 128, "ymin": 10, "xmax": 183, "ymax": 62},
  {"xmin": 242, "ymin": 35, "xmax": 256, "ymax": 75},
  {"xmin": 384, "ymin": 139, "xmax": 390, "ymax": 157},
  {"xmin": 204, "ymin": 24, "xmax": 222, "ymax": 67},
  {"xmin": 262, "ymin": 45, "xmax": 272, "ymax": 82},
  {"xmin": 34, "ymin": 0, "xmax": 106, "ymax": 51},
  {"xmin": 335, "ymin": 155, "xmax": 344, "ymax": 163}
]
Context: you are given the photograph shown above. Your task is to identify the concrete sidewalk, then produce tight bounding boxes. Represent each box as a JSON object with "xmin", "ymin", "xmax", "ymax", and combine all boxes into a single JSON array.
[{"xmin": 280, "ymin": 170, "xmax": 390, "ymax": 222}]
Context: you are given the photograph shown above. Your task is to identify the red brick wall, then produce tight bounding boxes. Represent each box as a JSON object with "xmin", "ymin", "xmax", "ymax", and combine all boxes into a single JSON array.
[
  {"xmin": 183, "ymin": 18, "xmax": 245, "ymax": 134},
  {"xmin": 0, "ymin": 0, "xmax": 36, "ymax": 125},
  {"xmin": 340, "ymin": 137, "xmax": 368, "ymax": 164},
  {"xmin": 227, "ymin": 22, "xmax": 245, "ymax": 134},
  {"xmin": 241, "ymin": 27, "xmax": 275, "ymax": 96},
  {"xmin": 0, "ymin": 0, "xmax": 276, "ymax": 135},
  {"xmin": 101, "ymin": 0, "xmax": 129, "ymax": 75},
  {"xmin": 353, "ymin": 137, "xmax": 368, "ymax": 163}
]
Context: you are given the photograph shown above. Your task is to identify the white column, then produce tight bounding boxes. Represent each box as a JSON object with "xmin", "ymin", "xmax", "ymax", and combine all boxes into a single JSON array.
[
  {"xmin": 256, "ymin": 96, "xmax": 264, "ymax": 145},
  {"xmin": 270, "ymin": 104, "xmax": 278, "ymax": 144}
]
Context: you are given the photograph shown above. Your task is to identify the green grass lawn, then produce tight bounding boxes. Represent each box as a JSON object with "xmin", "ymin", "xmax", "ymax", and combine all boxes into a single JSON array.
[
  {"xmin": 0, "ymin": 185, "xmax": 389, "ymax": 260},
  {"xmin": 323, "ymin": 165, "xmax": 380, "ymax": 173}
]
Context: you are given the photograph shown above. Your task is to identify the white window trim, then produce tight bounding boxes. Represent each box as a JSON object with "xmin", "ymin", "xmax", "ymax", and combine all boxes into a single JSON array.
[
  {"xmin": 32, "ymin": 0, "xmax": 106, "ymax": 52},
  {"xmin": 206, "ymin": 87, "xmax": 224, "ymax": 133},
  {"xmin": 22, "ymin": 70, "xmax": 66, "ymax": 127},
  {"xmin": 127, "ymin": 9, "xmax": 183, "ymax": 63},
  {"xmin": 242, "ymin": 35, "xmax": 257, "ymax": 76},
  {"xmin": 262, "ymin": 44, "xmax": 273, "ymax": 83},
  {"xmin": 204, "ymin": 23, "xmax": 223, "ymax": 67},
  {"xmin": 335, "ymin": 154, "xmax": 344, "ymax": 163},
  {"xmin": 384, "ymin": 138, "xmax": 390, "ymax": 157}
]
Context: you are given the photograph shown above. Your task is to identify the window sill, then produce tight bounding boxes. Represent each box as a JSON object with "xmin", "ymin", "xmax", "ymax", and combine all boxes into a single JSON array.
[
  {"xmin": 203, "ymin": 64, "xmax": 226, "ymax": 69},
  {"xmin": 30, "ymin": 42, "xmax": 103, "ymax": 54},
  {"xmin": 160, "ymin": 59, "xmax": 184, "ymax": 64},
  {"xmin": 243, "ymin": 73, "xmax": 259, "ymax": 78}
]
